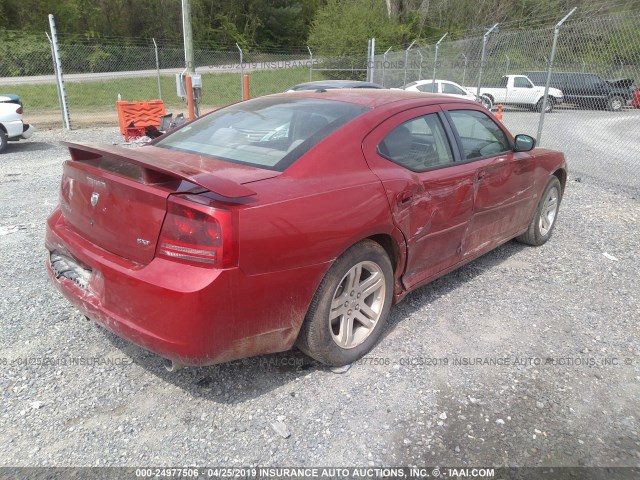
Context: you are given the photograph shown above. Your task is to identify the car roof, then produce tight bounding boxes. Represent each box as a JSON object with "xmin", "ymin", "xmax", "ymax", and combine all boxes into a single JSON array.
[
  {"xmin": 275, "ymin": 88, "xmax": 474, "ymax": 109},
  {"xmin": 290, "ymin": 80, "xmax": 384, "ymax": 90}
]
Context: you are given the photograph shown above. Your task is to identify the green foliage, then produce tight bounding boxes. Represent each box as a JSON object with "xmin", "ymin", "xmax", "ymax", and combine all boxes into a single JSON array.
[
  {"xmin": 8, "ymin": 67, "xmax": 322, "ymax": 114},
  {"xmin": 308, "ymin": 0, "xmax": 409, "ymax": 56},
  {"xmin": 0, "ymin": 32, "xmax": 53, "ymax": 77}
]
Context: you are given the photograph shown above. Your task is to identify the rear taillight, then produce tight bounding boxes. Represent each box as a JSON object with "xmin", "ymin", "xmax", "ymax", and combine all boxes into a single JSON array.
[
  {"xmin": 156, "ymin": 195, "xmax": 237, "ymax": 268},
  {"xmin": 16, "ymin": 106, "xmax": 23, "ymax": 114}
]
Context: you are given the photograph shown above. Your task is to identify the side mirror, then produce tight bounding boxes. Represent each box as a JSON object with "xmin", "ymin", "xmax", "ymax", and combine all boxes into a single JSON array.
[{"xmin": 514, "ymin": 134, "xmax": 536, "ymax": 152}]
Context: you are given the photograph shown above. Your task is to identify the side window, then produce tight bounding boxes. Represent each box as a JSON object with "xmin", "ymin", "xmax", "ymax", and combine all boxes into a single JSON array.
[
  {"xmin": 447, "ymin": 110, "xmax": 511, "ymax": 160},
  {"xmin": 417, "ymin": 82, "xmax": 437, "ymax": 93},
  {"xmin": 587, "ymin": 75, "xmax": 602, "ymax": 86},
  {"xmin": 378, "ymin": 113, "xmax": 454, "ymax": 171},
  {"xmin": 499, "ymin": 77, "xmax": 509, "ymax": 87},
  {"xmin": 442, "ymin": 83, "xmax": 466, "ymax": 95},
  {"xmin": 514, "ymin": 77, "xmax": 532, "ymax": 88}
]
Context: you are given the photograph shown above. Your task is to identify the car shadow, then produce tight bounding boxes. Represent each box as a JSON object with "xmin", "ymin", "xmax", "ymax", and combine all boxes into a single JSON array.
[
  {"xmin": 4, "ymin": 141, "xmax": 55, "ymax": 153},
  {"xmin": 381, "ymin": 239, "xmax": 528, "ymax": 338},
  {"xmin": 101, "ymin": 239, "xmax": 527, "ymax": 404},
  {"xmin": 102, "ymin": 329, "xmax": 320, "ymax": 404}
]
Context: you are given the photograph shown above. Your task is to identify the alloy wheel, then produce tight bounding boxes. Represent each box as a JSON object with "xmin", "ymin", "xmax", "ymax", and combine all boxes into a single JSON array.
[
  {"xmin": 539, "ymin": 187, "xmax": 559, "ymax": 236},
  {"xmin": 329, "ymin": 261, "xmax": 386, "ymax": 349}
]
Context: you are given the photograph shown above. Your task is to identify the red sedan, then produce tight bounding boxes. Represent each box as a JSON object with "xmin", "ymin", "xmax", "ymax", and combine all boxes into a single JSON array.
[{"xmin": 46, "ymin": 90, "xmax": 567, "ymax": 369}]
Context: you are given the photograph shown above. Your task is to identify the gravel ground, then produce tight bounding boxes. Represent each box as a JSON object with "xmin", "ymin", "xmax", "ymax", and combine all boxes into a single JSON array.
[{"xmin": 1, "ymin": 127, "xmax": 639, "ymax": 468}]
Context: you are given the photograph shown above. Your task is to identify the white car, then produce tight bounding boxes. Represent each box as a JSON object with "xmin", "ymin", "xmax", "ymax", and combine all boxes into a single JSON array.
[
  {"xmin": 0, "ymin": 94, "xmax": 35, "ymax": 153},
  {"xmin": 402, "ymin": 80, "xmax": 492, "ymax": 109}
]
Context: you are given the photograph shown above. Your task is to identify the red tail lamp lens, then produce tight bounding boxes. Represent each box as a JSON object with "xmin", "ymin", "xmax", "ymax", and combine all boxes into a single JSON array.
[{"xmin": 157, "ymin": 196, "xmax": 236, "ymax": 268}]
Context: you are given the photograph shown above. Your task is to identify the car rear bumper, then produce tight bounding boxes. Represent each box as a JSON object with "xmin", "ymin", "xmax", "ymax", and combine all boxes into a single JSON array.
[
  {"xmin": 20, "ymin": 124, "xmax": 35, "ymax": 139},
  {"xmin": 45, "ymin": 208, "xmax": 326, "ymax": 365}
]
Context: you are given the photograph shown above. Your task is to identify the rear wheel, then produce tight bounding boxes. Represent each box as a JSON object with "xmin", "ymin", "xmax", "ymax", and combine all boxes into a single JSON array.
[
  {"xmin": 296, "ymin": 240, "xmax": 393, "ymax": 366},
  {"xmin": 516, "ymin": 177, "xmax": 562, "ymax": 246},
  {"xmin": 607, "ymin": 96, "xmax": 624, "ymax": 111},
  {"xmin": 0, "ymin": 129, "xmax": 7, "ymax": 153}
]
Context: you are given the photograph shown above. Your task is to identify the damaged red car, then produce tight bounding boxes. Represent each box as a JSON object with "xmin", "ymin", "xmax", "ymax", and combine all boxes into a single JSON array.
[{"xmin": 46, "ymin": 90, "xmax": 567, "ymax": 369}]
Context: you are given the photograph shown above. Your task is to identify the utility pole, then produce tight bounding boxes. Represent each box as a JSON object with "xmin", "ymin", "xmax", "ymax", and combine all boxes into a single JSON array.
[{"xmin": 182, "ymin": 0, "xmax": 196, "ymax": 119}]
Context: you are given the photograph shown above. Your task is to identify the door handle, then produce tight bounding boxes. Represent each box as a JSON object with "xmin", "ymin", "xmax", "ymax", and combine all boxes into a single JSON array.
[{"xmin": 477, "ymin": 170, "xmax": 487, "ymax": 180}]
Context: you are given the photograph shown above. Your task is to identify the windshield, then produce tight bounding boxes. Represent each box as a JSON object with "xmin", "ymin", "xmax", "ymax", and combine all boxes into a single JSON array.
[{"xmin": 156, "ymin": 96, "xmax": 369, "ymax": 171}]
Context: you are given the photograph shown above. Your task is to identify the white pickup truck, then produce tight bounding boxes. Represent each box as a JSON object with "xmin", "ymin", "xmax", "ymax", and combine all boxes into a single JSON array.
[{"xmin": 467, "ymin": 75, "xmax": 564, "ymax": 112}]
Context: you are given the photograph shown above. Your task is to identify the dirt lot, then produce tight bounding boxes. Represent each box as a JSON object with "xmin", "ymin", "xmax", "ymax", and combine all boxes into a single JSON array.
[{"xmin": 0, "ymin": 125, "xmax": 639, "ymax": 471}]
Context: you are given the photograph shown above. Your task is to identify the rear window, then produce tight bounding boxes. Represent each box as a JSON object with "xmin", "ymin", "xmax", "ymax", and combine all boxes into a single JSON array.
[{"xmin": 155, "ymin": 97, "xmax": 369, "ymax": 171}]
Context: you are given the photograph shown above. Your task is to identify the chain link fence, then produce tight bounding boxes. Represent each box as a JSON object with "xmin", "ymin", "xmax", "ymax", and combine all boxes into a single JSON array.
[
  {"xmin": 376, "ymin": 11, "xmax": 640, "ymax": 190},
  {"xmin": 0, "ymin": 10, "xmax": 638, "ymax": 190}
]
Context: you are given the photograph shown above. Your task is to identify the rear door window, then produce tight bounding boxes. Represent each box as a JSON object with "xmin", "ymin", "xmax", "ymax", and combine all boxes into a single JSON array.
[
  {"xmin": 377, "ymin": 113, "xmax": 454, "ymax": 171},
  {"xmin": 417, "ymin": 82, "xmax": 437, "ymax": 93},
  {"xmin": 442, "ymin": 83, "xmax": 467, "ymax": 95}
]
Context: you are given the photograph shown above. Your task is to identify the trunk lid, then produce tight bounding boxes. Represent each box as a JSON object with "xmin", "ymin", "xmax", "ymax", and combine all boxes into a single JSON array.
[{"xmin": 59, "ymin": 142, "xmax": 279, "ymax": 264}]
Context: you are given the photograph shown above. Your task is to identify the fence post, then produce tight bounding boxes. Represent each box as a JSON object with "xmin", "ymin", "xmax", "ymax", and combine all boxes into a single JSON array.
[
  {"xmin": 236, "ymin": 43, "xmax": 244, "ymax": 100},
  {"xmin": 153, "ymin": 38, "xmax": 162, "ymax": 100},
  {"xmin": 370, "ymin": 38, "xmax": 376, "ymax": 83},
  {"xmin": 45, "ymin": 32, "xmax": 64, "ymax": 128},
  {"xmin": 536, "ymin": 8, "xmax": 576, "ymax": 144},
  {"xmin": 307, "ymin": 46, "xmax": 313, "ymax": 81},
  {"xmin": 432, "ymin": 32, "xmax": 448, "ymax": 85},
  {"xmin": 505, "ymin": 55, "xmax": 510, "ymax": 75},
  {"xmin": 48, "ymin": 15, "xmax": 71, "ymax": 130},
  {"xmin": 382, "ymin": 47, "xmax": 392, "ymax": 87},
  {"xmin": 417, "ymin": 50, "xmax": 423, "ymax": 80},
  {"xmin": 404, "ymin": 40, "xmax": 416, "ymax": 86},
  {"xmin": 367, "ymin": 39, "xmax": 372, "ymax": 82},
  {"xmin": 461, "ymin": 53, "xmax": 468, "ymax": 85},
  {"xmin": 477, "ymin": 23, "xmax": 499, "ymax": 99}
]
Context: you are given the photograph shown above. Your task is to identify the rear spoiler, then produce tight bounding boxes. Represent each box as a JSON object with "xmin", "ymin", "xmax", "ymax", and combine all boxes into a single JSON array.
[{"xmin": 61, "ymin": 142, "xmax": 257, "ymax": 199}]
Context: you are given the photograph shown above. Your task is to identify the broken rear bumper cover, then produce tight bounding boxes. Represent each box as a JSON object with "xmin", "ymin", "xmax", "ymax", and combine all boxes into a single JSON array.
[{"xmin": 45, "ymin": 208, "xmax": 322, "ymax": 366}]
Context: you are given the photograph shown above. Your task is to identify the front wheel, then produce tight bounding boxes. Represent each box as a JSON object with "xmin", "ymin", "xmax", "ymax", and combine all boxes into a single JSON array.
[
  {"xmin": 516, "ymin": 176, "xmax": 562, "ymax": 246},
  {"xmin": 296, "ymin": 240, "xmax": 393, "ymax": 366},
  {"xmin": 479, "ymin": 95, "xmax": 493, "ymax": 110}
]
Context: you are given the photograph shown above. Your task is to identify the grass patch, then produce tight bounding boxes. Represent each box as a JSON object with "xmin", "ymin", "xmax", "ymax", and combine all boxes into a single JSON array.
[{"xmin": 7, "ymin": 67, "xmax": 321, "ymax": 114}]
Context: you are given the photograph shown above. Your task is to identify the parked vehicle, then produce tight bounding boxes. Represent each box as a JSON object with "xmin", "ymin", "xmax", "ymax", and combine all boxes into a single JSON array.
[
  {"xmin": 633, "ymin": 85, "xmax": 640, "ymax": 108},
  {"xmin": 526, "ymin": 72, "xmax": 634, "ymax": 111},
  {"xmin": 287, "ymin": 80, "xmax": 385, "ymax": 92},
  {"xmin": 46, "ymin": 90, "xmax": 567, "ymax": 369},
  {"xmin": 0, "ymin": 94, "xmax": 35, "ymax": 153},
  {"xmin": 402, "ymin": 79, "xmax": 492, "ymax": 109},
  {"xmin": 469, "ymin": 75, "xmax": 564, "ymax": 112}
]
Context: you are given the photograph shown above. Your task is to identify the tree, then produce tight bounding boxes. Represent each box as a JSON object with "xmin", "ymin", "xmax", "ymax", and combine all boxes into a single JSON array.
[{"xmin": 308, "ymin": 0, "xmax": 412, "ymax": 56}]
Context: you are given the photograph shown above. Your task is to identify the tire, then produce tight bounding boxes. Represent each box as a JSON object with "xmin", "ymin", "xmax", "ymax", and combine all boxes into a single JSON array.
[
  {"xmin": 536, "ymin": 97, "xmax": 554, "ymax": 113},
  {"xmin": 516, "ymin": 176, "xmax": 562, "ymax": 246},
  {"xmin": 479, "ymin": 95, "xmax": 493, "ymax": 110},
  {"xmin": 607, "ymin": 96, "xmax": 624, "ymax": 112},
  {"xmin": 296, "ymin": 240, "xmax": 393, "ymax": 366},
  {"xmin": 0, "ymin": 129, "xmax": 7, "ymax": 154}
]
